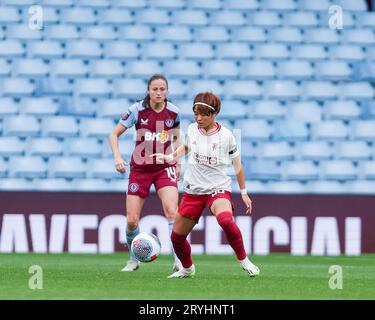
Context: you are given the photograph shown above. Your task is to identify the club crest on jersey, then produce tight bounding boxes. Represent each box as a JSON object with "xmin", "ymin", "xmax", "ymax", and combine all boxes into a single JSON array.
[
  {"xmin": 165, "ymin": 119, "xmax": 174, "ymax": 128},
  {"xmin": 129, "ymin": 183, "xmax": 139, "ymax": 193},
  {"xmin": 140, "ymin": 118, "xmax": 149, "ymax": 126},
  {"xmin": 212, "ymin": 143, "xmax": 218, "ymax": 151}
]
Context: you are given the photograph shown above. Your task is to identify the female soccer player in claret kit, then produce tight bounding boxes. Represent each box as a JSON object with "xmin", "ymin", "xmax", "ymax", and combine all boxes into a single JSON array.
[
  {"xmin": 109, "ymin": 74, "xmax": 182, "ymax": 272},
  {"xmin": 152, "ymin": 92, "xmax": 260, "ymax": 278}
]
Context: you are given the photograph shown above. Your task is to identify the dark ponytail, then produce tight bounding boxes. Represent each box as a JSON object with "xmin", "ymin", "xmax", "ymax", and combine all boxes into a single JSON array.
[{"xmin": 142, "ymin": 74, "xmax": 169, "ymax": 108}]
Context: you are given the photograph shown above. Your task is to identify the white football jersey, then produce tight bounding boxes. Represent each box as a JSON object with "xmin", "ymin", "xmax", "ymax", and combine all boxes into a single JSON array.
[{"xmin": 183, "ymin": 122, "xmax": 240, "ymax": 195}]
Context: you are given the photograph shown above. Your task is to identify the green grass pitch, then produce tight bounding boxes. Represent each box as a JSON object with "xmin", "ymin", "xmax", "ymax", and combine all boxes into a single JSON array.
[{"xmin": 0, "ymin": 253, "xmax": 374, "ymax": 300}]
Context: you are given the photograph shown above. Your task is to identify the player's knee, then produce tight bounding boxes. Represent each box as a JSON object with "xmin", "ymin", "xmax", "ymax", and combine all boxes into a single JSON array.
[
  {"xmin": 126, "ymin": 216, "xmax": 139, "ymax": 230},
  {"xmin": 163, "ymin": 205, "xmax": 177, "ymax": 220},
  {"xmin": 216, "ymin": 211, "xmax": 234, "ymax": 228}
]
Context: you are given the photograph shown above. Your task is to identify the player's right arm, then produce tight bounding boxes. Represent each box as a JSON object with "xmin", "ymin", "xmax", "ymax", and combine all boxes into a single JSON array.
[
  {"xmin": 108, "ymin": 123, "xmax": 128, "ymax": 174},
  {"xmin": 151, "ymin": 143, "xmax": 190, "ymax": 164}
]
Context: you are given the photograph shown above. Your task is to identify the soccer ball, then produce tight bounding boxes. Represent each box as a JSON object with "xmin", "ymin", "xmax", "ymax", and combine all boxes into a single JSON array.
[{"xmin": 131, "ymin": 232, "xmax": 161, "ymax": 263}]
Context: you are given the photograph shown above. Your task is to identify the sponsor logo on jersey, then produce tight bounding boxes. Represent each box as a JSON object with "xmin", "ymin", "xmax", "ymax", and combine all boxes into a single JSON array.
[
  {"xmin": 144, "ymin": 130, "xmax": 169, "ymax": 143},
  {"xmin": 140, "ymin": 118, "xmax": 149, "ymax": 126},
  {"xmin": 165, "ymin": 119, "xmax": 174, "ymax": 128},
  {"xmin": 193, "ymin": 152, "xmax": 218, "ymax": 165},
  {"xmin": 129, "ymin": 183, "xmax": 139, "ymax": 193}
]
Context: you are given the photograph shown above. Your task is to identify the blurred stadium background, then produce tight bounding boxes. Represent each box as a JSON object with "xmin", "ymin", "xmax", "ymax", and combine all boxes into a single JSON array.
[{"xmin": 0, "ymin": 0, "xmax": 375, "ymax": 261}]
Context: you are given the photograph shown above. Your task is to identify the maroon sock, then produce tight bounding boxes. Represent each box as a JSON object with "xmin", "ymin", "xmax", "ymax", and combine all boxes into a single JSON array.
[
  {"xmin": 216, "ymin": 211, "xmax": 247, "ymax": 261},
  {"xmin": 171, "ymin": 230, "xmax": 193, "ymax": 268}
]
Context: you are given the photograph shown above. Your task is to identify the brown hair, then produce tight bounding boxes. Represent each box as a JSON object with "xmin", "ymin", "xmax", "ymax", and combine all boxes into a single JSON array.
[
  {"xmin": 193, "ymin": 92, "xmax": 221, "ymax": 116},
  {"xmin": 142, "ymin": 74, "xmax": 169, "ymax": 108}
]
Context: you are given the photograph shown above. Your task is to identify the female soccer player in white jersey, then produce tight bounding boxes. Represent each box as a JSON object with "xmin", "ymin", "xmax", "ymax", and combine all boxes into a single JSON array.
[
  {"xmin": 152, "ymin": 92, "xmax": 260, "ymax": 278},
  {"xmin": 109, "ymin": 74, "xmax": 182, "ymax": 272}
]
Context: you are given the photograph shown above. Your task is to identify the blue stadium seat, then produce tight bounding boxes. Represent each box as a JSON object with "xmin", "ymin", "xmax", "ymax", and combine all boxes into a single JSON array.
[
  {"xmin": 65, "ymin": 138, "xmax": 102, "ymax": 158},
  {"xmin": 354, "ymin": 61, "xmax": 375, "ymax": 82},
  {"xmin": 0, "ymin": 98, "xmax": 19, "ymax": 116},
  {"xmin": 283, "ymin": 12, "xmax": 319, "ymax": 28},
  {"xmin": 27, "ymin": 138, "xmax": 63, "ymax": 157},
  {"xmin": 37, "ymin": 78, "xmax": 72, "ymax": 96},
  {"xmin": 311, "ymin": 121, "xmax": 349, "ymax": 140},
  {"xmin": 209, "ymin": 11, "xmax": 246, "ymax": 26},
  {"xmin": 29, "ymin": 41, "xmax": 64, "ymax": 58},
  {"xmin": 320, "ymin": 160, "xmax": 357, "ymax": 181},
  {"xmin": 66, "ymin": 41, "xmax": 102, "ymax": 59},
  {"xmin": 87, "ymin": 159, "xmax": 124, "ymax": 179},
  {"xmin": 304, "ymin": 81, "xmax": 338, "ymax": 100},
  {"xmin": 361, "ymin": 101, "xmax": 375, "ymax": 120},
  {"xmin": 335, "ymin": 141, "xmax": 372, "ymax": 161},
  {"xmin": 324, "ymin": 101, "xmax": 361, "ymax": 120},
  {"xmin": 150, "ymin": 0, "xmax": 185, "ymax": 9},
  {"xmin": 77, "ymin": 0, "xmax": 111, "ymax": 8},
  {"xmin": 225, "ymin": 80, "xmax": 262, "ymax": 100},
  {"xmin": 79, "ymin": 118, "xmax": 114, "ymax": 138},
  {"xmin": 178, "ymin": 43, "xmax": 214, "ymax": 60},
  {"xmin": 83, "ymin": 26, "xmax": 117, "ymax": 41},
  {"xmin": 360, "ymin": 161, "xmax": 375, "ymax": 180},
  {"xmin": 114, "ymin": 79, "xmax": 147, "ymax": 99},
  {"xmin": 329, "ymin": 45, "xmax": 365, "ymax": 62},
  {"xmin": 48, "ymin": 157, "xmax": 87, "ymax": 179},
  {"xmin": 0, "ymin": 40, "xmax": 24, "ymax": 57},
  {"xmin": 246, "ymin": 160, "xmax": 281, "ymax": 181},
  {"xmin": 164, "ymin": 60, "xmax": 201, "ymax": 79},
  {"xmin": 136, "ymin": 9, "xmax": 170, "ymax": 25},
  {"xmin": 27, "ymin": 7, "xmax": 59, "ymax": 25},
  {"xmin": 304, "ymin": 28, "xmax": 339, "ymax": 44},
  {"xmin": 194, "ymin": 27, "xmax": 230, "ymax": 42},
  {"xmin": 0, "ymin": 59, "xmax": 11, "ymax": 76},
  {"xmin": 337, "ymin": 0, "xmax": 368, "ymax": 11},
  {"xmin": 13, "ymin": 59, "xmax": 49, "ymax": 77},
  {"xmin": 274, "ymin": 120, "xmax": 309, "ymax": 141},
  {"xmin": 340, "ymin": 82, "xmax": 374, "ymax": 100},
  {"xmin": 96, "ymin": 98, "xmax": 130, "ymax": 119},
  {"xmin": 117, "ymin": 0, "xmax": 147, "ymax": 9},
  {"xmin": 173, "ymin": 100, "xmax": 192, "ymax": 119},
  {"xmin": 235, "ymin": 119, "xmax": 273, "ymax": 140},
  {"xmin": 262, "ymin": 0, "xmax": 296, "ymax": 10},
  {"xmin": 282, "ymin": 161, "xmax": 319, "ymax": 181},
  {"xmin": 292, "ymin": 44, "xmax": 327, "ymax": 61},
  {"xmin": 42, "ymin": 0, "xmax": 73, "ymax": 7},
  {"xmin": 105, "ymin": 41, "xmax": 139, "ymax": 59},
  {"xmin": 155, "ymin": 26, "xmax": 192, "ymax": 42},
  {"xmin": 250, "ymin": 11, "xmax": 281, "ymax": 27},
  {"xmin": 7, "ymin": 25, "xmax": 43, "ymax": 40},
  {"xmin": 254, "ymin": 44, "xmax": 289, "ymax": 60},
  {"xmin": 167, "ymin": 79, "xmax": 188, "ymax": 100},
  {"xmin": 203, "ymin": 60, "xmax": 238, "ymax": 79},
  {"xmin": 120, "ymin": 26, "xmax": 153, "ymax": 42},
  {"xmin": 233, "ymin": 27, "xmax": 267, "ymax": 43},
  {"xmin": 216, "ymin": 43, "xmax": 252, "ymax": 60},
  {"xmin": 356, "ymin": 12, "xmax": 375, "ymax": 27},
  {"xmin": 287, "ymin": 102, "xmax": 322, "ymax": 122},
  {"xmin": 32, "ymin": 178, "xmax": 73, "ymax": 192},
  {"xmin": 2, "ymin": 78, "xmax": 35, "ymax": 96},
  {"xmin": 299, "ymin": 141, "xmax": 333, "ymax": 161},
  {"xmin": 217, "ymin": 100, "xmax": 247, "ymax": 120},
  {"xmin": 21, "ymin": 97, "xmax": 59, "ymax": 116},
  {"xmin": 61, "ymin": 8, "xmax": 96, "ymax": 25},
  {"xmin": 45, "ymin": 25, "xmax": 80, "ymax": 40},
  {"xmin": 8, "ymin": 156, "xmax": 47, "ymax": 178},
  {"xmin": 299, "ymin": 0, "xmax": 332, "ymax": 11},
  {"xmin": 251, "ymin": 100, "xmax": 285, "ymax": 120},
  {"xmin": 0, "ymin": 137, "xmax": 25, "ymax": 156},
  {"xmin": 0, "ymin": 6, "xmax": 20, "ymax": 23},
  {"xmin": 269, "ymin": 28, "xmax": 303, "ymax": 44},
  {"xmin": 342, "ymin": 29, "xmax": 375, "ymax": 45},
  {"xmin": 189, "ymin": 0, "xmax": 221, "ymax": 10},
  {"xmin": 0, "ymin": 158, "xmax": 8, "ymax": 178},
  {"xmin": 142, "ymin": 42, "xmax": 176, "ymax": 60},
  {"xmin": 242, "ymin": 60, "xmax": 276, "ymax": 80},
  {"xmin": 315, "ymin": 61, "xmax": 352, "ymax": 80},
  {"xmin": 51, "ymin": 59, "xmax": 89, "ymax": 78},
  {"xmin": 238, "ymin": 141, "xmax": 258, "ymax": 159},
  {"xmin": 172, "ymin": 10, "xmax": 208, "ymax": 26},
  {"xmin": 263, "ymin": 81, "xmax": 301, "ymax": 100},
  {"xmin": 350, "ymin": 120, "xmax": 375, "ymax": 141},
  {"xmin": 258, "ymin": 142, "xmax": 295, "ymax": 160},
  {"xmin": 267, "ymin": 181, "xmax": 308, "ymax": 194},
  {"xmin": 189, "ymin": 80, "xmax": 224, "ymax": 97},
  {"xmin": 98, "ymin": 9, "xmax": 133, "ymax": 25},
  {"xmin": 59, "ymin": 97, "xmax": 97, "ymax": 117},
  {"xmin": 277, "ymin": 60, "xmax": 313, "ymax": 80},
  {"xmin": 305, "ymin": 181, "xmax": 348, "ymax": 194},
  {"xmin": 76, "ymin": 79, "xmax": 112, "ymax": 97},
  {"xmin": 127, "ymin": 61, "xmax": 163, "ymax": 78},
  {"xmin": 350, "ymin": 181, "xmax": 375, "ymax": 194},
  {"xmin": 41, "ymin": 116, "xmax": 78, "ymax": 137},
  {"xmin": 90, "ymin": 60, "xmax": 124, "ymax": 78},
  {"xmin": 223, "ymin": 0, "xmax": 259, "ymax": 11},
  {"xmin": 0, "ymin": 178, "xmax": 34, "ymax": 191}
]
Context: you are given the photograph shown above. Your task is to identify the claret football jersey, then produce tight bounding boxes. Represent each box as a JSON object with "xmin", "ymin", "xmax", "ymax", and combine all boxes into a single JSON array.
[
  {"xmin": 119, "ymin": 100, "xmax": 180, "ymax": 171},
  {"xmin": 183, "ymin": 122, "xmax": 240, "ymax": 194}
]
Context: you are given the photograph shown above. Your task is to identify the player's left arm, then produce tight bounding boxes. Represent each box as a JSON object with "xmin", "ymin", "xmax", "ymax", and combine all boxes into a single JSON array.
[{"xmin": 232, "ymin": 155, "xmax": 252, "ymax": 215}]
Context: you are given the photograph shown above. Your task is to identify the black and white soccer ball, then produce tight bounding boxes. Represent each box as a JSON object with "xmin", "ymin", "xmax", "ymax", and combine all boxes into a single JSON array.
[{"xmin": 131, "ymin": 232, "xmax": 161, "ymax": 263}]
